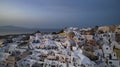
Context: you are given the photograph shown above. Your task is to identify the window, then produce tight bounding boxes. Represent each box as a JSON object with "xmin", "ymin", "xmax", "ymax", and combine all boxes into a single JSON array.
[
  {"xmin": 109, "ymin": 61, "xmax": 112, "ymax": 64},
  {"xmin": 114, "ymin": 54, "xmax": 116, "ymax": 56},
  {"xmin": 78, "ymin": 38, "xmax": 80, "ymax": 40}
]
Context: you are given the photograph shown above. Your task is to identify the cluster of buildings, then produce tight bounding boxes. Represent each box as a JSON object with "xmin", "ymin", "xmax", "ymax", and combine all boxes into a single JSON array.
[{"xmin": 0, "ymin": 25, "xmax": 120, "ymax": 67}]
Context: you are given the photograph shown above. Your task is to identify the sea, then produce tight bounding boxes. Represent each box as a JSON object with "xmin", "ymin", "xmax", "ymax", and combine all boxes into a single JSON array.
[{"xmin": 0, "ymin": 29, "xmax": 60, "ymax": 36}]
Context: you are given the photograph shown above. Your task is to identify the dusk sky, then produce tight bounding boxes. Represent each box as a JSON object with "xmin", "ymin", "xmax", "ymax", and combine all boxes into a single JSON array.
[{"xmin": 0, "ymin": 0, "xmax": 120, "ymax": 28}]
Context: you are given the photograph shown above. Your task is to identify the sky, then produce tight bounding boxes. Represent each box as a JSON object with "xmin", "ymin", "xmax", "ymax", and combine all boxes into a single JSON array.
[{"xmin": 0, "ymin": 0, "xmax": 120, "ymax": 29}]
